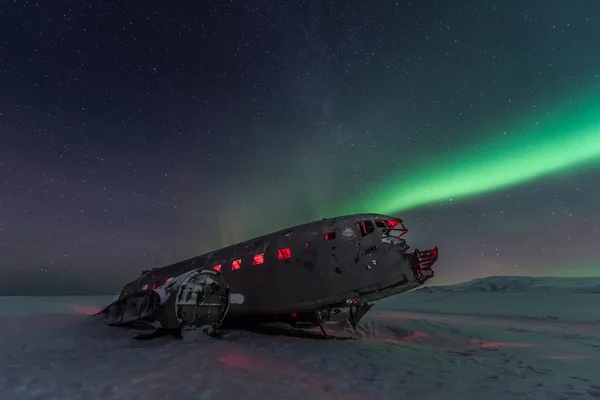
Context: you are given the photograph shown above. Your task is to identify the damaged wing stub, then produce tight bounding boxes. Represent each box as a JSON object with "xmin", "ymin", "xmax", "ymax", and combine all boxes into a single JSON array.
[
  {"xmin": 97, "ymin": 269, "xmax": 230, "ymax": 340},
  {"xmin": 408, "ymin": 247, "xmax": 438, "ymax": 283}
]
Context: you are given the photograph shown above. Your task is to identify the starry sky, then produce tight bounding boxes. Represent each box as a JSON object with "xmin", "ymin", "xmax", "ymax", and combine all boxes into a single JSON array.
[{"xmin": 1, "ymin": 0, "xmax": 600, "ymax": 295}]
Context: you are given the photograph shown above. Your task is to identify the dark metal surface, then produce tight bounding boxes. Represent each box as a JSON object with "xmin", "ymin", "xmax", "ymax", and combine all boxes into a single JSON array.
[{"xmin": 101, "ymin": 213, "xmax": 438, "ymax": 336}]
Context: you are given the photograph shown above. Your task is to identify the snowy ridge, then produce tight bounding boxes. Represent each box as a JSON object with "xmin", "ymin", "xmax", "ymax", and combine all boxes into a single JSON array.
[
  {"xmin": 375, "ymin": 276, "xmax": 600, "ymax": 324},
  {"xmin": 417, "ymin": 275, "xmax": 600, "ymax": 294}
]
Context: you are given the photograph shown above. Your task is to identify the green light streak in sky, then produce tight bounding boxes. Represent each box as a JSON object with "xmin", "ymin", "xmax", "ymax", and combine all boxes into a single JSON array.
[
  {"xmin": 344, "ymin": 94, "xmax": 600, "ymax": 215},
  {"xmin": 543, "ymin": 265, "xmax": 600, "ymax": 278}
]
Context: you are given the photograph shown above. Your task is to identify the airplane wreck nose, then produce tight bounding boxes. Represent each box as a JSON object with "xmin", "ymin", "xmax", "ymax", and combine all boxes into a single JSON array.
[{"xmin": 408, "ymin": 246, "xmax": 438, "ymax": 283}]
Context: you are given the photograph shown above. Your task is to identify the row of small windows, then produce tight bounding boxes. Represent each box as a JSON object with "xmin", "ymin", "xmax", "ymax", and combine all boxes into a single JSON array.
[
  {"xmin": 208, "ymin": 220, "xmax": 403, "ymax": 273},
  {"xmin": 213, "ymin": 246, "xmax": 293, "ymax": 273},
  {"xmin": 139, "ymin": 221, "xmax": 401, "ymax": 286},
  {"xmin": 136, "ymin": 221, "xmax": 404, "ymax": 293},
  {"xmin": 139, "ymin": 231, "xmax": 339, "ymax": 291},
  {"xmin": 211, "ymin": 228, "xmax": 339, "ymax": 273},
  {"xmin": 211, "ymin": 228, "xmax": 338, "ymax": 273},
  {"xmin": 139, "ymin": 249, "xmax": 291, "ymax": 290}
]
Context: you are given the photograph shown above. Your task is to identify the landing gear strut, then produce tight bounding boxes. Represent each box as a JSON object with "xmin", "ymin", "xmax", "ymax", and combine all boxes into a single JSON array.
[
  {"xmin": 293, "ymin": 301, "xmax": 373, "ymax": 337},
  {"xmin": 348, "ymin": 302, "xmax": 373, "ymax": 331}
]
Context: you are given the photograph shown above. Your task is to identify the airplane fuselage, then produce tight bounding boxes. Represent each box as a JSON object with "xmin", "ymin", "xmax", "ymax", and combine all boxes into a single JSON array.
[{"xmin": 116, "ymin": 213, "xmax": 437, "ymax": 327}]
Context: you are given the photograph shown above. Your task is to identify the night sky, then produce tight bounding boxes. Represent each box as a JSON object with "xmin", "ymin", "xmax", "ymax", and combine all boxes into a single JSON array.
[{"xmin": 1, "ymin": 0, "xmax": 600, "ymax": 295}]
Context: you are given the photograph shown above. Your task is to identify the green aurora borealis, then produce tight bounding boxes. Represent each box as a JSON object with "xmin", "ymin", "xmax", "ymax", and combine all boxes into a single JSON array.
[
  {"xmin": 342, "ymin": 94, "xmax": 600, "ymax": 216},
  {"xmin": 3, "ymin": 0, "xmax": 600, "ymax": 294}
]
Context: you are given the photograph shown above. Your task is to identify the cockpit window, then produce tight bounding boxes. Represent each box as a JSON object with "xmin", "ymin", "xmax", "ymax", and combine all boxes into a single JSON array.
[
  {"xmin": 356, "ymin": 220, "xmax": 375, "ymax": 237},
  {"xmin": 374, "ymin": 219, "xmax": 387, "ymax": 228},
  {"xmin": 388, "ymin": 220, "xmax": 408, "ymax": 238},
  {"xmin": 375, "ymin": 218, "xmax": 409, "ymax": 238}
]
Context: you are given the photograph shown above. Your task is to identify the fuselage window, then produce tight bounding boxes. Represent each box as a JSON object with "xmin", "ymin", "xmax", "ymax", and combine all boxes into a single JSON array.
[
  {"xmin": 232, "ymin": 259, "xmax": 242, "ymax": 270},
  {"xmin": 357, "ymin": 220, "xmax": 375, "ymax": 237},
  {"xmin": 253, "ymin": 253, "xmax": 265, "ymax": 265},
  {"xmin": 374, "ymin": 219, "xmax": 387, "ymax": 228},
  {"xmin": 213, "ymin": 264, "xmax": 222, "ymax": 272},
  {"xmin": 324, "ymin": 232, "xmax": 336, "ymax": 241},
  {"xmin": 278, "ymin": 247, "xmax": 292, "ymax": 260},
  {"xmin": 152, "ymin": 281, "xmax": 160, "ymax": 290}
]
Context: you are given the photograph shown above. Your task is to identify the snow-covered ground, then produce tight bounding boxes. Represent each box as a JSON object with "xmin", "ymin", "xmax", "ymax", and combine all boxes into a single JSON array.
[{"xmin": 0, "ymin": 276, "xmax": 599, "ymax": 400}]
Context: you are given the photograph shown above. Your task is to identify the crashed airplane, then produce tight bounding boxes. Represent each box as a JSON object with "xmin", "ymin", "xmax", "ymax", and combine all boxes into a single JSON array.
[{"xmin": 97, "ymin": 213, "xmax": 438, "ymax": 339}]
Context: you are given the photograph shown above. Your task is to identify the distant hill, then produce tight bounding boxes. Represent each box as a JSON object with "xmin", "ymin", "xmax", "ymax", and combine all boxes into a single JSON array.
[{"xmin": 418, "ymin": 275, "xmax": 600, "ymax": 294}]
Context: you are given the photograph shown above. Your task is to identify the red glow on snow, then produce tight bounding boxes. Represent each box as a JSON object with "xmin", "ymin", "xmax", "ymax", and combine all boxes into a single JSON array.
[
  {"xmin": 380, "ymin": 331, "xmax": 429, "ymax": 345},
  {"xmin": 402, "ymin": 331, "xmax": 430, "ymax": 343},
  {"xmin": 218, "ymin": 353, "xmax": 262, "ymax": 372},
  {"xmin": 278, "ymin": 247, "xmax": 291, "ymax": 260},
  {"xmin": 68, "ymin": 304, "xmax": 102, "ymax": 315},
  {"xmin": 231, "ymin": 259, "xmax": 241, "ymax": 270},
  {"xmin": 217, "ymin": 352, "xmax": 379, "ymax": 400},
  {"xmin": 478, "ymin": 341, "xmax": 534, "ymax": 349},
  {"xmin": 213, "ymin": 264, "xmax": 221, "ymax": 272},
  {"xmin": 545, "ymin": 354, "xmax": 595, "ymax": 361},
  {"xmin": 253, "ymin": 253, "xmax": 264, "ymax": 265}
]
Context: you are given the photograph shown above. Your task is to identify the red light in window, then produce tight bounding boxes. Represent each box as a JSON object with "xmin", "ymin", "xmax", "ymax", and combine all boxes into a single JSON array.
[
  {"xmin": 324, "ymin": 232, "xmax": 336, "ymax": 241},
  {"xmin": 386, "ymin": 220, "xmax": 408, "ymax": 237},
  {"xmin": 277, "ymin": 247, "xmax": 291, "ymax": 260},
  {"xmin": 232, "ymin": 259, "xmax": 241, "ymax": 270},
  {"xmin": 253, "ymin": 253, "xmax": 264, "ymax": 265},
  {"xmin": 291, "ymin": 312, "xmax": 297, "ymax": 318},
  {"xmin": 213, "ymin": 264, "xmax": 221, "ymax": 272},
  {"xmin": 165, "ymin": 277, "xmax": 172, "ymax": 284},
  {"xmin": 152, "ymin": 282, "xmax": 159, "ymax": 290},
  {"xmin": 141, "ymin": 284, "xmax": 148, "ymax": 290},
  {"xmin": 387, "ymin": 220, "xmax": 401, "ymax": 229}
]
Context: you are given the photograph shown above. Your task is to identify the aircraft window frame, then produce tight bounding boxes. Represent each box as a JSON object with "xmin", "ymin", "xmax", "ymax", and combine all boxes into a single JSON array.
[
  {"xmin": 357, "ymin": 220, "xmax": 375, "ymax": 237},
  {"xmin": 374, "ymin": 219, "xmax": 387, "ymax": 228},
  {"xmin": 253, "ymin": 253, "xmax": 265, "ymax": 265},
  {"xmin": 324, "ymin": 232, "xmax": 336, "ymax": 241},
  {"xmin": 385, "ymin": 219, "xmax": 408, "ymax": 237},
  {"xmin": 278, "ymin": 247, "xmax": 292, "ymax": 260}
]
